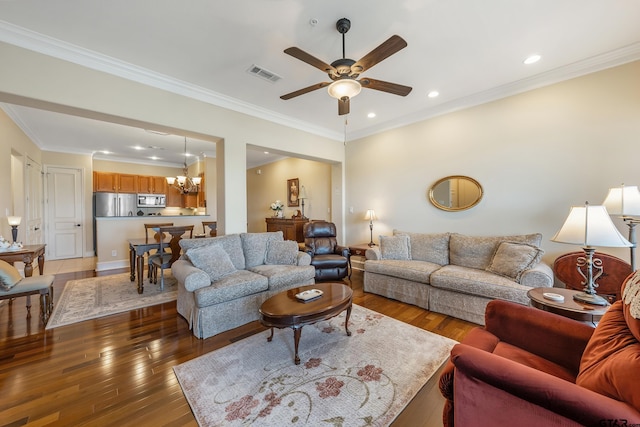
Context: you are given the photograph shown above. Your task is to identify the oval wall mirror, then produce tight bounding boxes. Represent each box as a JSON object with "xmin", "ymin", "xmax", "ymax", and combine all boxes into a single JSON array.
[{"xmin": 429, "ymin": 175, "xmax": 483, "ymax": 211}]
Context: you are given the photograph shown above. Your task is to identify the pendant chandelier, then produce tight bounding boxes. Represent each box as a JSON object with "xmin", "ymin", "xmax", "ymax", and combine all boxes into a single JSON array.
[{"xmin": 166, "ymin": 137, "xmax": 201, "ymax": 194}]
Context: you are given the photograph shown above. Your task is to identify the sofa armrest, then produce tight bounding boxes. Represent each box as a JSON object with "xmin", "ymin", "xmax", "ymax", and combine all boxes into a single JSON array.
[
  {"xmin": 484, "ymin": 300, "xmax": 594, "ymax": 372},
  {"xmin": 296, "ymin": 251, "xmax": 311, "ymax": 266},
  {"xmin": 520, "ymin": 261, "xmax": 554, "ymax": 287},
  {"xmin": 451, "ymin": 344, "xmax": 640, "ymax": 425},
  {"xmin": 171, "ymin": 259, "xmax": 211, "ymax": 292},
  {"xmin": 365, "ymin": 246, "xmax": 381, "ymax": 260}
]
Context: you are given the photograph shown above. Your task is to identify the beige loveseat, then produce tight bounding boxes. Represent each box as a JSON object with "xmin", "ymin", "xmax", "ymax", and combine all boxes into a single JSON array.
[
  {"xmin": 364, "ymin": 230, "xmax": 554, "ymax": 324},
  {"xmin": 172, "ymin": 231, "xmax": 315, "ymax": 339}
]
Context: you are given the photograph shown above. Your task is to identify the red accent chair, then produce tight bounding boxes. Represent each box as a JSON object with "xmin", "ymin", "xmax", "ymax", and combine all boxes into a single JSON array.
[{"xmin": 439, "ymin": 274, "xmax": 640, "ymax": 427}]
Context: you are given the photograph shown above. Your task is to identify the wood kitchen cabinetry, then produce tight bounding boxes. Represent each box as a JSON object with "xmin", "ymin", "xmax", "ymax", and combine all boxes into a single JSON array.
[
  {"xmin": 138, "ymin": 175, "xmax": 167, "ymax": 194},
  {"xmin": 265, "ymin": 218, "xmax": 309, "ymax": 243},
  {"xmin": 93, "ymin": 172, "xmax": 138, "ymax": 193}
]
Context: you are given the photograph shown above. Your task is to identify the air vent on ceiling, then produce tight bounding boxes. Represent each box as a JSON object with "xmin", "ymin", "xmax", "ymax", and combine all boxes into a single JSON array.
[{"xmin": 247, "ymin": 64, "xmax": 282, "ymax": 83}]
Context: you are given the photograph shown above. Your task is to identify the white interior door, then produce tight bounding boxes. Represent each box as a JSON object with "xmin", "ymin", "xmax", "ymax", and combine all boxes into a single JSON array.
[
  {"xmin": 25, "ymin": 158, "xmax": 44, "ymax": 245},
  {"xmin": 46, "ymin": 166, "xmax": 84, "ymax": 260}
]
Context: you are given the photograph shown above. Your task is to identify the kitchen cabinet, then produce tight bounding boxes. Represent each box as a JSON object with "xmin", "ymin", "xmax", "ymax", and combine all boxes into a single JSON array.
[
  {"xmin": 93, "ymin": 172, "xmax": 138, "ymax": 193},
  {"xmin": 138, "ymin": 175, "xmax": 167, "ymax": 194},
  {"xmin": 265, "ymin": 218, "xmax": 308, "ymax": 243},
  {"xmin": 166, "ymin": 186, "xmax": 183, "ymax": 207}
]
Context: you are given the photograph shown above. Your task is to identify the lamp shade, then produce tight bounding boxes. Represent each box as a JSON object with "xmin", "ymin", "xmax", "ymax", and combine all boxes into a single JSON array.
[
  {"xmin": 364, "ymin": 209, "xmax": 377, "ymax": 221},
  {"xmin": 551, "ymin": 204, "xmax": 631, "ymax": 248},
  {"xmin": 327, "ymin": 79, "xmax": 362, "ymax": 99},
  {"xmin": 7, "ymin": 216, "xmax": 21, "ymax": 226},
  {"xmin": 299, "ymin": 185, "xmax": 308, "ymax": 200},
  {"xmin": 602, "ymin": 185, "xmax": 640, "ymax": 216}
]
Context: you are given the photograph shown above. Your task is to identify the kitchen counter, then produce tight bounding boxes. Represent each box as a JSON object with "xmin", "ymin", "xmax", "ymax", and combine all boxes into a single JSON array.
[{"xmin": 95, "ymin": 215, "xmax": 215, "ymax": 271}]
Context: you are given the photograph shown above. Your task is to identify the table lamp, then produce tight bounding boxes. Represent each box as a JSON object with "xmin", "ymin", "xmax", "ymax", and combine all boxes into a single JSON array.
[
  {"xmin": 364, "ymin": 209, "xmax": 377, "ymax": 247},
  {"xmin": 602, "ymin": 184, "xmax": 640, "ymax": 270},
  {"xmin": 7, "ymin": 216, "xmax": 21, "ymax": 243},
  {"xmin": 551, "ymin": 202, "xmax": 631, "ymax": 305}
]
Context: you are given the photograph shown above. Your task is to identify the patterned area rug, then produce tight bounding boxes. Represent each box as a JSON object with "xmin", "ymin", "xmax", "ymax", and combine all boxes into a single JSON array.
[
  {"xmin": 46, "ymin": 272, "xmax": 177, "ymax": 329},
  {"xmin": 174, "ymin": 304, "xmax": 456, "ymax": 426}
]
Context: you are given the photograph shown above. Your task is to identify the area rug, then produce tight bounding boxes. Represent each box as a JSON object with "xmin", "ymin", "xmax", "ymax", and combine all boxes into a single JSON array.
[
  {"xmin": 174, "ymin": 304, "xmax": 457, "ymax": 426},
  {"xmin": 46, "ymin": 272, "xmax": 177, "ymax": 329}
]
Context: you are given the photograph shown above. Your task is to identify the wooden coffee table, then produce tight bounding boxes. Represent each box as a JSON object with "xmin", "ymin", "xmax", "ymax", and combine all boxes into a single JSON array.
[
  {"xmin": 527, "ymin": 287, "xmax": 610, "ymax": 325},
  {"xmin": 259, "ymin": 282, "xmax": 353, "ymax": 365}
]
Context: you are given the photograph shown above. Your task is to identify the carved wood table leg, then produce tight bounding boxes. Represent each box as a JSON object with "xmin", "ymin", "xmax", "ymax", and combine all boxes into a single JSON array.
[
  {"xmin": 345, "ymin": 304, "xmax": 352, "ymax": 336},
  {"xmin": 293, "ymin": 327, "xmax": 302, "ymax": 365}
]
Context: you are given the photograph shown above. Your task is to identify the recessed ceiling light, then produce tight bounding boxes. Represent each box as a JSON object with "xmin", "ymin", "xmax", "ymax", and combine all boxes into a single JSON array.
[
  {"xmin": 427, "ymin": 91, "xmax": 439, "ymax": 98},
  {"xmin": 264, "ymin": 151, "xmax": 269, "ymax": 155},
  {"xmin": 132, "ymin": 145, "xmax": 144, "ymax": 150},
  {"xmin": 367, "ymin": 112, "xmax": 376, "ymax": 119},
  {"xmin": 100, "ymin": 150, "xmax": 110, "ymax": 155},
  {"xmin": 149, "ymin": 156, "xmax": 161, "ymax": 160},
  {"xmin": 524, "ymin": 54, "xmax": 541, "ymax": 65}
]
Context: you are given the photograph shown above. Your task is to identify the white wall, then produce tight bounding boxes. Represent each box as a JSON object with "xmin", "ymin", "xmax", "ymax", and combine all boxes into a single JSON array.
[{"xmin": 346, "ymin": 60, "xmax": 640, "ymax": 266}]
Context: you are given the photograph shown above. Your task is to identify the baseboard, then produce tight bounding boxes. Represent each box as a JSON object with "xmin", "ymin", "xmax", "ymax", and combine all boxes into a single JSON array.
[{"xmin": 96, "ymin": 259, "xmax": 130, "ymax": 272}]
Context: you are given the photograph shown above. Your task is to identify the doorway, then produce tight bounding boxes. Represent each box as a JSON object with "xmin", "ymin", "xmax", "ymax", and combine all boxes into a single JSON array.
[{"xmin": 45, "ymin": 166, "xmax": 84, "ymax": 260}]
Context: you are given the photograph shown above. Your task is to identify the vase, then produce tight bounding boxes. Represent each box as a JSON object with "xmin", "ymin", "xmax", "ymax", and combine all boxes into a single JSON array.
[{"xmin": 277, "ymin": 210, "xmax": 284, "ymax": 218}]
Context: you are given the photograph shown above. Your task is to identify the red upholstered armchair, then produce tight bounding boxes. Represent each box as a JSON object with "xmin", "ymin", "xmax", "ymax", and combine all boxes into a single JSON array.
[{"xmin": 439, "ymin": 274, "xmax": 640, "ymax": 427}]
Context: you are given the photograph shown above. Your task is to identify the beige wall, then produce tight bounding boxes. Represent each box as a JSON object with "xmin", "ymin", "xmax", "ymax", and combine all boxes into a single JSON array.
[
  {"xmin": 0, "ymin": 41, "xmax": 345, "ymax": 238},
  {"xmin": 345, "ymin": 60, "xmax": 640, "ymax": 265},
  {"xmin": 247, "ymin": 158, "xmax": 333, "ymax": 233},
  {"xmin": 0, "ymin": 108, "xmax": 42, "ymax": 241}
]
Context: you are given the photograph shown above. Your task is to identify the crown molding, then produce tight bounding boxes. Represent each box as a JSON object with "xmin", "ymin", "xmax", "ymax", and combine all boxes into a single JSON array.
[
  {"xmin": 1, "ymin": 20, "xmax": 638, "ymax": 144},
  {"xmin": 348, "ymin": 42, "xmax": 640, "ymax": 141},
  {"xmin": 0, "ymin": 20, "xmax": 343, "ymax": 141}
]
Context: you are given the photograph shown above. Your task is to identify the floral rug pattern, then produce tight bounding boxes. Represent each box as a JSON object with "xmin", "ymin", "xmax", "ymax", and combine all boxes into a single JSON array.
[
  {"xmin": 46, "ymin": 272, "xmax": 177, "ymax": 329},
  {"xmin": 174, "ymin": 305, "xmax": 456, "ymax": 426}
]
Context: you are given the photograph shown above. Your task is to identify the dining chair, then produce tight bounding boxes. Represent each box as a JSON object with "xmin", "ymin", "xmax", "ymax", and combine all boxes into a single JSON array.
[
  {"xmin": 202, "ymin": 221, "xmax": 217, "ymax": 237},
  {"xmin": 143, "ymin": 223, "xmax": 173, "ymax": 279},
  {"xmin": 149, "ymin": 225, "xmax": 194, "ymax": 290}
]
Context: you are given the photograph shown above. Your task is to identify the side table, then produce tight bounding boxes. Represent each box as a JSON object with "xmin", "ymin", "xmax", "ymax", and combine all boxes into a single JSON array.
[
  {"xmin": 527, "ymin": 287, "xmax": 610, "ymax": 326},
  {"xmin": 348, "ymin": 243, "xmax": 373, "ymax": 273}
]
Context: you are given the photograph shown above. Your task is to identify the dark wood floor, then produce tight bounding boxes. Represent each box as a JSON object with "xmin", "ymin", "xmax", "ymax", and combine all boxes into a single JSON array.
[{"xmin": 0, "ymin": 268, "xmax": 477, "ymax": 427}]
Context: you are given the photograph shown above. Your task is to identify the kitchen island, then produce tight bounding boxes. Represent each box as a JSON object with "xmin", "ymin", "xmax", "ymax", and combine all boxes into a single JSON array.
[{"xmin": 95, "ymin": 215, "xmax": 214, "ymax": 272}]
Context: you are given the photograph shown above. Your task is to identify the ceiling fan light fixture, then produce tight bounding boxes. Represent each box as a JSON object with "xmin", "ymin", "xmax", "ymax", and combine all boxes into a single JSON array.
[{"xmin": 327, "ymin": 79, "xmax": 361, "ymax": 99}]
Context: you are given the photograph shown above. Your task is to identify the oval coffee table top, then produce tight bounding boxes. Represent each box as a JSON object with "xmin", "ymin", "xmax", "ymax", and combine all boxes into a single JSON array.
[{"xmin": 260, "ymin": 282, "xmax": 352, "ymax": 328}]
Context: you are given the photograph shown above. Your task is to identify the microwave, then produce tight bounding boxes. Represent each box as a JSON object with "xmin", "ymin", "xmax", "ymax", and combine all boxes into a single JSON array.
[{"xmin": 137, "ymin": 194, "xmax": 166, "ymax": 208}]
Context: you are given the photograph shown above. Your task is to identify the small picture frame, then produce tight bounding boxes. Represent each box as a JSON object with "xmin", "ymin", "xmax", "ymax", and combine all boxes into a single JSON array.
[{"xmin": 287, "ymin": 178, "xmax": 300, "ymax": 207}]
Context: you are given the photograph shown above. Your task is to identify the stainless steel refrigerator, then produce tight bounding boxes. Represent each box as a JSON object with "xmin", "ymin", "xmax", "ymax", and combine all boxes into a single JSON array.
[{"xmin": 94, "ymin": 193, "xmax": 137, "ymax": 217}]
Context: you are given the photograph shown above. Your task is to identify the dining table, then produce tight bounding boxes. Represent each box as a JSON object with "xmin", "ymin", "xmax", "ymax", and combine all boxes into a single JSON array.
[{"xmin": 128, "ymin": 237, "xmax": 170, "ymax": 294}]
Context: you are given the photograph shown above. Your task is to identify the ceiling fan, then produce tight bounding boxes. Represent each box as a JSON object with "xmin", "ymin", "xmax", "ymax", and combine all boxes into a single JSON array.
[{"xmin": 280, "ymin": 18, "xmax": 412, "ymax": 116}]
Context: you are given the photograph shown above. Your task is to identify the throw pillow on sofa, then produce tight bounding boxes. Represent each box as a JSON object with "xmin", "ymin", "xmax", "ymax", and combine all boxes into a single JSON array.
[
  {"xmin": 265, "ymin": 240, "xmax": 299, "ymax": 265},
  {"xmin": 185, "ymin": 245, "xmax": 237, "ymax": 282},
  {"xmin": 379, "ymin": 235, "xmax": 411, "ymax": 260},
  {"xmin": 486, "ymin": 241, "xmax": 544, "ymax": 282},
  {"xmin": 0, "ymin": 260, "xmax": 23, "ymax": 291}
]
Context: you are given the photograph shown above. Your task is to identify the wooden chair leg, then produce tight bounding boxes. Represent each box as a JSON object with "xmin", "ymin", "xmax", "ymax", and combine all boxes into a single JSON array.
[{"xmin": 26, "ymin": 295, "xmax": 32, "ymax": 318}]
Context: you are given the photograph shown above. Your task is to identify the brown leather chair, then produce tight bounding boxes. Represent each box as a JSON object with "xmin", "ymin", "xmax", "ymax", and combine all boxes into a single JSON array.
[
  {"xmin": 302, "ymin": 220, "xmax": 350, "ymax": 281},
  {"xmin": 149, "ymin": 225, "xmax": 194, "ymax": 290},
  {"xmin": 553, "ymin": 251, "xmax": 632, "ymax": 303}
]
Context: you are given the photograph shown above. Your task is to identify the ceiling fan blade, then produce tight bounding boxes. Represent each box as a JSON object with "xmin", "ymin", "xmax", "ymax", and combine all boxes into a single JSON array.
[
  {"xmin": 352, "ymin": 35, "xmax": 407, "ymax": 73},
  {"xmin": 280, "ymin": 82, "xmax": 330, "ymax": 100},
  {"xmin": 360, "ymin": 78, "xmax": 412, "ymax": 96},
  {"xmin": 338, "ymin": 96, "xmax": 350, "ymax": 115},
  {"xmin": 284, "ymin": 47, "xmax": 336, "ymax": 73}
]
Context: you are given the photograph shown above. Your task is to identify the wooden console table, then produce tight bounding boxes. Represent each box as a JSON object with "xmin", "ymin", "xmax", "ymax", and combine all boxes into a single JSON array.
[
  {"xmin": 0, "ymin": 244, "xmax": 46, "ymax": 277},
  {"xmin": 265, "ymin": 218, "xmax": 309, "ymax": 243}
]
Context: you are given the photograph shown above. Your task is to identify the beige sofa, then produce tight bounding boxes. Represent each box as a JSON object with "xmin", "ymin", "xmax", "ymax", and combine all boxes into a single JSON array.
[
  {"xmin": 364, "ymin": 230, "xmax": 554, "ymax": 324},
  {"xmin": 172, "ymin": 231, "xmax": 316, "ymax": 339}
]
